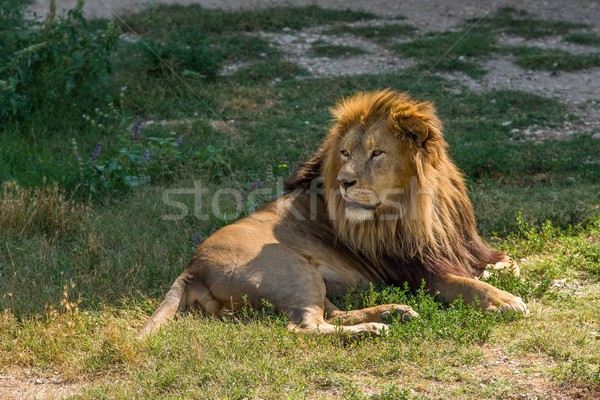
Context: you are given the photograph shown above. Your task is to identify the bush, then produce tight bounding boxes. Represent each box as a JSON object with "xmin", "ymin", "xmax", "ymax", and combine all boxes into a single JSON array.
[{"xmin": 0, "ymin": 0, "xmax": 120, "ymax": 120}]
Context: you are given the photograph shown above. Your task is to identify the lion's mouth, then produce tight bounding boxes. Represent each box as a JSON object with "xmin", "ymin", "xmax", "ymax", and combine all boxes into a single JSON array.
[{"xmin": 342, "ymin": 193, "xmax": 379, "ymax": 210}]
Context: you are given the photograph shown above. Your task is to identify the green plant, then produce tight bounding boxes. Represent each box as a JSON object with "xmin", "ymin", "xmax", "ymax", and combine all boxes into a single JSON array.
[
  {"xmin": 0, "ymin": 0, "xmax": 120, "ymax": 120},
  {"xmin": 72, "ymin": 99, "xmax": 189, "ymax": 194}
]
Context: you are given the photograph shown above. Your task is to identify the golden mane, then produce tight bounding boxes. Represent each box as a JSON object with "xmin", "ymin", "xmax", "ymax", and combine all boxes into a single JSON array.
[{"xmin": 286, "ymin": 89, "xmax": 502, "ymax": 284}]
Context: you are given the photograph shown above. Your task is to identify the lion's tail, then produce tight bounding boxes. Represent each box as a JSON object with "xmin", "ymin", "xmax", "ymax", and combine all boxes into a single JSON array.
[{"xmin": 138, "ymin": 271, "xmax": 193, "ymax": 338}]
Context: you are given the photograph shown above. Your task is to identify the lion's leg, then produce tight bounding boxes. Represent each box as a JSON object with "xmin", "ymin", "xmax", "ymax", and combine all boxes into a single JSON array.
[
  {"xmin": 323, "ymin": 298, "xmax": 418, "ymax": 325},
  {"xmin": 429, "ymin": 273, "xmax": 528, "ymax": 314},
  {"xmin": 281, "ymin": 288, "xmax": 392, "ymax": 337},
  {"xmin": 286, "ymin": 305, "xmax": 389, "ymax": 336}
]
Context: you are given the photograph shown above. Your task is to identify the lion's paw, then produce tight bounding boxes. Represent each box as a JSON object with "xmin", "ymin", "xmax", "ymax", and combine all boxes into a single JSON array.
[
  {"xmin": 485, "ymin": 292, "xmax": 529, "ymax": 315},
  {"xmin": 379, "ymin": 304, "xmax": 419, "ymax": 323},
  {"xmin": 349, "ymin": 322, "xmax": 389, "ymax": 337}
]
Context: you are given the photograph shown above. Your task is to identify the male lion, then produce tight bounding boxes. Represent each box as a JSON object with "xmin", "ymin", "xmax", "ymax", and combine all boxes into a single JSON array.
[{"xmin": 140, "ymin": 89, "xmax": 527, "ymax": 337}]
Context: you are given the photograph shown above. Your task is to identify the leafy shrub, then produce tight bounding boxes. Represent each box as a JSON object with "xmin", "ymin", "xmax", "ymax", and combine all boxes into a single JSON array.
[{"xmin": 0, "ymin": 0, "xmax": 120, "ymax": 120}]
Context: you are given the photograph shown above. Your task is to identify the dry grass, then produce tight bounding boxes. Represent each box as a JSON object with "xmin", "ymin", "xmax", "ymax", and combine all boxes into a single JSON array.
[{"xmin": 0, "ymin": 181, "xmax": 90, "ymax": 236}]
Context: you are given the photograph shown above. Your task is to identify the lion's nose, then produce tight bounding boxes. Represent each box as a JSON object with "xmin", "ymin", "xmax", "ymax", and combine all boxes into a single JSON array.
[{"xmin": 338, "ymin": 179, "xmax": 357, "ymax": 190}]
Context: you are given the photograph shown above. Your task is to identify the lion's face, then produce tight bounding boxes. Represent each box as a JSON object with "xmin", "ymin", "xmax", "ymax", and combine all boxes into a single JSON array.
[{"xmin": 334, "ymin": 119, "xmax": 417, "ymax": 222}]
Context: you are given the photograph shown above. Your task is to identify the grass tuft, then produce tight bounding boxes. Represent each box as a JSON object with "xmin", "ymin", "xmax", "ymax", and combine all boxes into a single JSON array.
[{"xmin": 0, "ymin": 181, "xmax": 90, "ymax": 237}]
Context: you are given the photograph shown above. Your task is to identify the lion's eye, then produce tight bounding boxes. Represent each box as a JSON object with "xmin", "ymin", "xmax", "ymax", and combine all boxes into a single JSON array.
[
  {"xmin": 371, "ymin": 150, "xmax": 384, "ymax": 158},
  {"xmin": 340, "ymin": 149, "xmax": 349, "ymax": 158}
]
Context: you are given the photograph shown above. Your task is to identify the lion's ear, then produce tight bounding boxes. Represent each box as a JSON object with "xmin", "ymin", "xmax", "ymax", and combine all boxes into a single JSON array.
[{"xmin": 398, "ymin": 116, "xmax": 430, "ymax": 145}]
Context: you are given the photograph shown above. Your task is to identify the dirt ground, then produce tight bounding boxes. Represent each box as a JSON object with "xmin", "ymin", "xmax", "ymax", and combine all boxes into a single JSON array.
[{"xmin": 6, "ymin": 1, "xmax": 600, "ymax": 399}]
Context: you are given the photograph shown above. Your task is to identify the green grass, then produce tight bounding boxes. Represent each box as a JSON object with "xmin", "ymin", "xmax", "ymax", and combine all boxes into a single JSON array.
[
  {"xmin": 506, "ymin": 46, "xmax": 600, "ymax": 71},
  {"xmin": 471, "ymin": 7, "xmax": 587, "ymax": 39},
  {"xmin": 324, "ymin": 23, "xmax": 417, "ymax": 45},
  {"xmin": 1, "ymin": 3, "xmax": 599, "ymax": 399},
  {"xmin": 309, "ymin": 41, "xmax": 367, "ymax": 58},
  {"xmin": 394, "ymin": 30, "xmax": 496, "ymax": 78},
  {"xmin": 564, "ymin": 33, "xmax": 600, "ymax": 47},
  {"xmin": 121, "ymin": 4, "xmax": 378, "ymax": 34}
]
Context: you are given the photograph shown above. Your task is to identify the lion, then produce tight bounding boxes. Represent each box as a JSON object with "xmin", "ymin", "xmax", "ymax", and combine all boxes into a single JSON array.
[{"xmin": 139, "ymin": 89, "xmax": 527, "ymax": 337}]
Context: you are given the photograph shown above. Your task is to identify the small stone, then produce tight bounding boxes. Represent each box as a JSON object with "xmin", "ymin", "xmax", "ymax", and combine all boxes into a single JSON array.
[
  {"xmin": 592, "ymin": 133, "xmax": 600, "ymax": 140},
  {"xmin": 280, "ymin": 34, "xmax": 296, "ymax": 44},
  {"xmin": 501, "ymin": 120, "xmax": 512, "ymax": 126}
]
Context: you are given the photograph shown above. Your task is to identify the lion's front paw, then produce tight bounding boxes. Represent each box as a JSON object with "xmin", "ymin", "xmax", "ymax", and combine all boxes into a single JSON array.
[
  {"xmin": 379, "ymin": 304, "xmax": 419, "ymax": 323},
  {"xmin": 484, "ymin": 291, "xmax": 529, "ymax": 315}
]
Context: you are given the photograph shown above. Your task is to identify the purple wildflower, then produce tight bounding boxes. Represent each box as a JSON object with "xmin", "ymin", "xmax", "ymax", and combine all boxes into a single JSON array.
[
  {"xmin": 131, "ymin": 120, "xmax": 144, "ymax": 143},
  {"xmin": 175, "ymin": 136, "xmax": 184, "ymax": 147},
  {"xmin": 90, "ymin": 143, "xmax": 102, "ymax": 164},
  {"xmin": 190, "ymin": 231, "xmax": 205, "ymax": 247},
  {"xmin": 141, "ymin": 150, "xmax": 152, "ymax": 162}
]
